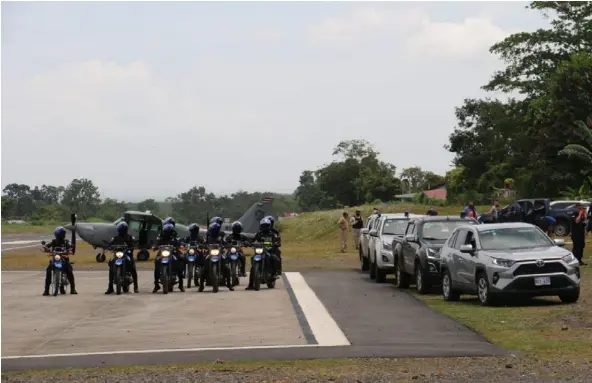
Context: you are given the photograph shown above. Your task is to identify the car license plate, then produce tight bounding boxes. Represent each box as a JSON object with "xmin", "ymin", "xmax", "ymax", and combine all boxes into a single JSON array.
[{"xmin": 534, "ymin": 276, "xmax": 551, "ymax": 286}]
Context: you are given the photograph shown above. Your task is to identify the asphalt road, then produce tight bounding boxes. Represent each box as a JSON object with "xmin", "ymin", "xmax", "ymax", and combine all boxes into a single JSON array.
[
  {"xmin": 1, "ymin": 234, "xmax": 52, "ymax": 251},
  {"xmin": 1, "ymin": 269, "xmax": 505, "ymax": 372}
]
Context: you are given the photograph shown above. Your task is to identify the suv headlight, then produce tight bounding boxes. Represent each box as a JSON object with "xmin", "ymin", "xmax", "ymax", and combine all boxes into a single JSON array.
[
  {"xmin": 562, "ymin": 253, "xmax": 576, "ymax": 264},
  {"xmin": 491, "ymin": 257, "xmax": 515, "ymax": 268},
  {"xmin": 426, "ymin": 248, "xmax": 440, "ymax": 260},
  {"xmin": 382, "ymin": 241, "xmax": 392, "ymax": 251}
]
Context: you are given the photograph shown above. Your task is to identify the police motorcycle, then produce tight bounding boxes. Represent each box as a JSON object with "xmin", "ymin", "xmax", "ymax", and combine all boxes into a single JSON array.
[
  {"xmin": 180, "ymin": 241, "xmax": 201, "ymax": 288},
  {"xmin": 109, "ymin": 244, "xmax": 134, "ymax": 295},
  {"xmin": 41, "ymin": 241, "xmax": 71, "ymax": 296},
  {"xmin": 250, "ymin": 241, "xmax": 279, "ymax": 291},
  {"xmin": 226, "ymin": 241, "xmax": 247, "ymax": 286},
  {"xmin": 157, "ymin": 244, "xmax": 178, "ymax": 294},
  {"xmin": 199, "ymin": 243, "xmax": 223, "ymax": 293}
]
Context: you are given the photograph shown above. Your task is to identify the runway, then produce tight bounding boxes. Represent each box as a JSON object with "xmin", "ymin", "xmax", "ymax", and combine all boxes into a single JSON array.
[{"xmin": 1, "ymin": 269, "xmax": 505, "ymax": 371}]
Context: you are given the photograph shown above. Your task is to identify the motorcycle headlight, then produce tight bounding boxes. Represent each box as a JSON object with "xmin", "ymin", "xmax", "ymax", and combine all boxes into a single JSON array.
[
  {"xmin": 161, "ymin": 250, "xmax": 171, "ymax": 257},
  {"xmin": 116, "ymin": 251, "xmax": 124, "ymax": 258},
  {"xmin": 189, "ymin": 249, "xmax": 195, "ymax": 255},
  {"xmin": 54, "ymin": 255, "xmax": 61, "ymax": 261},
  {"xmin": 210, "ymin": 249, "xmax": 220, "ymax": 256},
  {"xmin": 231, "ymin": 247, "xmax": 237, "ymax": 253},
  {"xmin": 255, "ymin": 248, "xmax": 263, "ymax": 254},
  {"xmin": 562, "ymin": 253, "xmax": 576, "ymax": 264},
  {"xmin": 491, "ymin": 257, "xmax": 515, "ymax": 268}
]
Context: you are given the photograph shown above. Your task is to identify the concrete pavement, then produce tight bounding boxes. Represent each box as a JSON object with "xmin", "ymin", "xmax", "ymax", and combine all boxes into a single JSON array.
[{"xmin": 1, "ymin": 269, "xmax": 505, "ymax": 371}]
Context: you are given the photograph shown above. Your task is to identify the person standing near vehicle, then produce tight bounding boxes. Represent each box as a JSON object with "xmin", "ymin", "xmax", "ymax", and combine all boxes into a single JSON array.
[
  {"xmin": 571, "ymin": 203, "xmax": 587, "ymax": 265},
  {"xmin": 351, "ymin": 210, "xmax": 364, "ymax": 250},
  {"xmin": 489, "ymin": 200, "xmax": 500, "ymax": 222},
  {"xmin": 463, "ymin": 202, "xmax": 478, "ymax": 219},
  {"xmin": 338, "ymin": 212, "xmax": 349, "ymax": 253}
]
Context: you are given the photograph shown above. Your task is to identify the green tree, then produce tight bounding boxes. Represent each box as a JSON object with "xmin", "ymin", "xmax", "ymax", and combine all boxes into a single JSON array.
[
  {"xmin": 136, "ymin": 199, "xmax": 160, "ymax": 215},
  {"xmin": 61, "ymin": 178, "xmax": 102, "ymax": 219}
]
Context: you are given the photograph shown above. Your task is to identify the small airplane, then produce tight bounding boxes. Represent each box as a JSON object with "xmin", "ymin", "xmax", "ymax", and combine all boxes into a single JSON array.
[{"xmin": 63, "ymin": 198, "xmax": 275, "ymax": 262}]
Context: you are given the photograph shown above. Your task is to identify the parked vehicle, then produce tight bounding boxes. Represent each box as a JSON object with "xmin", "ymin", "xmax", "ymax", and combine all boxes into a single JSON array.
[
  {"xmin": 439, "ymin": 222, "xmax": 581, "ymax": 306},
  {"xmin": 359, "ymin": 213, "xmax": 382, "ymax": 271},
  {"xmin": 548, "ymin": 200, "xmax": 590, "ymax": 236},
  {"xmin": 393, "ymin": 216, "xmax": 478, "ymax": 294},
  {"xmin": 365, "ymin": 213, "xmax": 420, "ymax": 282}
]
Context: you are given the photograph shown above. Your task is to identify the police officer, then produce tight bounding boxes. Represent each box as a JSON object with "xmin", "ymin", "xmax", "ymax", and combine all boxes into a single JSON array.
[
  {"xmin": 264, "ymin": 215, "xmax": 282, "ymax": 274},
  {"xmin": 246, "ymin": 218, "xmax": 281, "ymax": 290},
  {"xmin": 181, "ymin": 223, "xmax": 203, "ymax": 244},
  {"xmin": 200, "ymin": 221, "xmax": 233, "ymax": 291},
  {"xmin": 426, "ymin": 207, "xmax": 438, "ymax": 216},
  {"xmin": 152, "ymin": 223, "xmax": 185, "ymax": 293},
  {"xmin": 571, "ymin": 203, "xmax": 587, "ymax": 266},
  {"xmin": 105, "ymin": 222, "xmax": 139, "ymax": 294},
  {"xmin": 42, "ymin": 227, "xmax": 77, "ymax": 295},
  {"xmin": 225, "ymin": 221, "xmax": 249, "ymax": 277}
]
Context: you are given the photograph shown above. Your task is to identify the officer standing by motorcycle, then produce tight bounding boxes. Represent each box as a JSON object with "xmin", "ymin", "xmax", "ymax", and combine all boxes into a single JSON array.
[
  {"xmin": 200, "ymin": 221, "xmax": 233, "ymax": 291},
  {"xmin": 246, "ymin": 218, "xmax": 281, "ymax": 290},
  {"xmin": 224, "ymin": 221, "xmax": 250, "ymax": 277},
  {"xmin": 152, "ymin": 223, "xmax": 185, "ymax": 293},
  {"xmin": 180, "ymin": 223, "xmax": 204, "ymax": 278},
  {"xmin": 264, "ymin": 215, "xmax": 282, "ymax": 275},
  {"xmin": 42, "ymin": 227, "xmax": 77, "ymax": 296},
  {"xmin": 105, "ymin": 222, "xmax": 139, "ymax": 294}
]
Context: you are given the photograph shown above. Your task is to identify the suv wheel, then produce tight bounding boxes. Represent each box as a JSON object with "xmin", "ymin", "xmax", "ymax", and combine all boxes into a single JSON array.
[
  {"xmin": 360, "ymin": 248, "xmax": 369, "ymax": 271},
  {"xmin": 554, "ymin": 221, "xmax": 569, "ymax": 237},
  {"xmin": 375, "ymin": 253, "xmax": 387, "ymax": 283},
  {"xmin": 442, "ymin": 270, "xmax": 460, "ymax": 301},
  {"xmin": 394, "ymin": 258, "xmax": 409, "ymax": 289},
  {"xmin": 477, "ymin": 272, "xmax": 498, "ymax": 306},
  {"xmin": 415, "ymin": 264, "xmax": 430, "ymax": 294},
  {"xmin": 559, "ymin": 288, "xmax": 580, "ymax": 303}
]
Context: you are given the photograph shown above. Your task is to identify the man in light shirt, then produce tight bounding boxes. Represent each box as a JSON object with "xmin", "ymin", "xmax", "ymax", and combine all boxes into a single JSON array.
[{"xmin": 338, "ymin": 212, "xmax": 349, "ymax": 253}]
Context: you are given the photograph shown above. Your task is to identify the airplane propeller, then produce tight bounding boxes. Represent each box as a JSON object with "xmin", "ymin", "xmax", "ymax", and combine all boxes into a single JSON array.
[{"xmin": 70, "ymin": 213, "xmax": 77, "ymax": 255}]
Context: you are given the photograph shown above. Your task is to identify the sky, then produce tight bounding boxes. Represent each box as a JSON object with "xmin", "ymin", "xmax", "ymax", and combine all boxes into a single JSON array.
[{"xmin": 1, "ymin": 1, "xmax": 549, "ymax": 201}]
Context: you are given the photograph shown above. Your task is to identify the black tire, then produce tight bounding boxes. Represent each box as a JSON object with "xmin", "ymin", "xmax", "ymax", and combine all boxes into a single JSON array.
[
  {"xmin": 360, "ymin": 248, "xmax": 369, "ymax": 271},
  {"xmin": 211, "ymin": 263, "xmax": 219, "ymax": 293},
  {"xmin": 253, "ymin": 263, "xmax": 261, "ymax": 291},
  {"xmin": 476, "ymin": 272, "xmax": 498, "ymax": 306},
  {"xmin": 415, "ymin": 263, "xmax": 430, "ymax": 294},
  {"xmin": 52, "ymin": 269, "xmax": 61, "ymax": 296},
  {"xmin": 441, "ymin": 269, "xmax": 460, "ymax": 301},
  {"xmin": 115, "ymin": 267, "xmax": 122, "ymax": 295},
  {"xmin": 96, "ymin": 253, "xmax": 106, "ymax": 263},
  {"xmin": 394, "ymin": 257, "xmax": 409, "ymax": 289},
  {"xmin": 231, "ymin": 262, "xmax": 239, "ymax": 286},
  {"xmin": 161, "ymin": 264, "xmax": 169, "ymax": 295},
  {"xmin": 187, "ymin": 264, "xmax": 193, "ymax": 288},
  {"xmin": 559, "ymin": 288, "xmax": 580, "ymax": 303},
  {"xmin": 195, "ymin": 266, "xmax": 201, "ymax": 289},
  {"xmin": 137, "ymin": 250, "xmax": 149, "ymax": 262},
  {"xmin": 554, "ymin": 221, "xmax": 570, "ymax": 237}
]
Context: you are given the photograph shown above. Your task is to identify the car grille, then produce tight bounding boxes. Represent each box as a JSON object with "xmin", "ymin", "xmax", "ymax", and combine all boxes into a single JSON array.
[
  {"xmin": 508, "ymin": 276, "xmax": 572, "ymax": 291},
  {"xmin": 513, "ymin": 262, "xmax": 566, "ymax": 276}
]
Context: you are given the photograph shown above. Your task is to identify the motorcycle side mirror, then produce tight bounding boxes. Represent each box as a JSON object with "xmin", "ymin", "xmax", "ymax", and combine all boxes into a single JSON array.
[{"xmin": 41, "ymin": 241, "xmax": 46, "ymax": 245}]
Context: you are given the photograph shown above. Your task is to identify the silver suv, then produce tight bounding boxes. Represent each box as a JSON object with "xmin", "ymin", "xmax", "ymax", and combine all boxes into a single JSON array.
[{"xmin": 439, "ymin": 222, "xmax": 581, "ymax": 306}]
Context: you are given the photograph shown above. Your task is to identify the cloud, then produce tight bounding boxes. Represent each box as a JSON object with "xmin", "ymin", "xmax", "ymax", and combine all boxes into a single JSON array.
[
  {"xmin": 308, "ymin": 7, "xmax": 512, "ymax": 60},
  {"xmin": 252, "ymin": 28, "xmax": 282, "ymax": 42}
]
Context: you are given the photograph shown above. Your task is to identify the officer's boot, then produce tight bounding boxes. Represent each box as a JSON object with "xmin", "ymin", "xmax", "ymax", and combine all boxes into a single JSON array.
[
  {"xmin": 152, "ymin": 281, "xmax": 160, "ymax": 293},
  {"xmin": 69, "ymin": 274, "xmax": 78, "ymax": 294},
  {"xmin": 43, "ymin": 282, "xmax": 50, "ymax": 296},
  {"xmin": 105, "ymin": 283, "xmax": 114, "ymax": 295},
  {"xmin": 178, "ymin": 277, "xmax": 185, "ymax": 292}
]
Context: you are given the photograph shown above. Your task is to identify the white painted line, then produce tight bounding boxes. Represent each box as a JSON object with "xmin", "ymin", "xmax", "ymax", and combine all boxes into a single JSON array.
[
  {"xmin": 285, "ymin": 272, "xmax": 350, "ymax": 347},
  {"xmin": 1, "ymin": 244, "xmax": 41, "ymax": 251},
  {"xmin": 1, "ymin": 240, "xmax": 40, "ymax": 245},
  {"xmin": 1, "ymin": 344, "xmax": 320, "ymax": 360}
]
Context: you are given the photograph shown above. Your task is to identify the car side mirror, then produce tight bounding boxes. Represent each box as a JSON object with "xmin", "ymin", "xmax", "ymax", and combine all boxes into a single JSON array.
[
  {"xmin": 459, "ymin": 244, "xmax": 474, "ymax": 253},
  {"xmin": 405, "ymin": 234, "xmax": 417, "ymax": 243},
  {"xmin": 554, "ymin": 238, "xmax": 565, "ymax": 247},
  {"xmin": 41, "ymin": 240, "xmax": 46, "ymax": 245},
  {"xmin": 361, "ymin": 228, "xmax": 369, "ymax": 235},
  {"xmin": 369, "ymin": 229, "xmax": 378, "ymax": 237}
]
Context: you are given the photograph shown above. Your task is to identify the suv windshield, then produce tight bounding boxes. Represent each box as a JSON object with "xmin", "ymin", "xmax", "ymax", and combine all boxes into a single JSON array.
[
  {"xmin": 382, "ymin": 219, "xmax": 408, "ymax": 235},
  {"xmin": 479, "ymin": 227, "xmax": 554, "ymax": 250},
  {"xmin": 422, "ymin": 220, "xmax": 476, "ymax": 240}
]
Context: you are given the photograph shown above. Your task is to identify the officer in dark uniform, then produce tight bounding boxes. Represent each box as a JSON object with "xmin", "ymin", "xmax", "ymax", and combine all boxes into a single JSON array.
[
  {"xmin": 246, "ymin": 218, "xmax": 281, "ymax": 290},
  {"xmin": 152, "ymin": 223, "xmax": 185, "ymax": 293},
  {"xmin": 42, "ymin": 227, "xmax": 77, "ymax": 295},
  {"xmin": 105, "ymin": 222, "xmax": 139, "ymax": 294},
  {"xmin": 264, "ymin": 215, "xmax": 282, "ymax": 274},
  {"xmin": 224, "ymin": 221, "xmax": 250, "ymax": 277},
  {"xmin": 571, "ymin": 203, "xmax": 587, "ymax": 265}
]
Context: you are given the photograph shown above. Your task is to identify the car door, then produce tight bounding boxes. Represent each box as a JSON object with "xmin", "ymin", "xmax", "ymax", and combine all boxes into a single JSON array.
[
  {"xmin": 369, "ymin": 217, "xmax": 382, "ymax": 263},
  {"xmin": 362, "ymin": 215, "xmax": 375, "ymax": 257},
  {"xmin": 451, "ymin": 228, "xmax": 469, "ymax": 287},
  {"xmin": 402, "ymin": 222, "xmax": 417, "ymax": 274},
  {"xmin": 461, "ymin": 228, "xmax": 479, "ymax": 288}
]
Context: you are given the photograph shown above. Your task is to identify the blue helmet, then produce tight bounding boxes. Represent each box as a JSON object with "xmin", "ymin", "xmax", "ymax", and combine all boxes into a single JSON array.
[
  {"xmin": 208, "ymin": 222, "xmax": 221, "ymax": 237},
  {"xmin": 116, "ymin": 221, "xmax": 128, "ymax": 235},
  {"xmin": 54, "ymin": 226, "xmax": 66, "ymax": 239},
  {"xmin": 231, "ymin": 221, "xmax": 243, "ymax": 234},
  {"xmin": 163, "ymin": 217, "xmax": 176, "ymax": 227},
  {"xmin": 264, "ymin": 215, "xmax": 275, "ymax": 228},
  {"xmin": 259, "ymin": 218, "xmax": 272, "ymax": 232},
  {"xmin": 210, "ymin": 216, "xmax": 223, "ymax": 225},
  {"xmin": 188, "ymin": 223, "xmax": 199, "ymax": 234},
  {"xmin": 163, "ymin": 223, "xmax": 175, "ymax": 233}
]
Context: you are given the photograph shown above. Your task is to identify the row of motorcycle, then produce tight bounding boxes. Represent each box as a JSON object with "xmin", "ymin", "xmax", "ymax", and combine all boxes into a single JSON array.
[{"xmin": 42, "ymin": 241, "xmax": 279, "ymax": 296}]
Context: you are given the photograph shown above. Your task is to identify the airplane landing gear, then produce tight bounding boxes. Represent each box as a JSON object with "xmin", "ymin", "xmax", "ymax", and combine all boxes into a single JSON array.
[
  {"xmin": 96, "ymin": 252, "xmax": 106, "ymax": 263},
  {"xmin": 137, "ymin": 249, "xmax": 150, "ymax": 262}
]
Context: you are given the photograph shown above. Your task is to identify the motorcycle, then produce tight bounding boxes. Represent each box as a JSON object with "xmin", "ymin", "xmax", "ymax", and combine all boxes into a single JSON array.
[
  {"xmin": 199, "ymin": 244, "xmax": 222, "ymax": 293},
  {"xmin": 109, "ymin": 245, "xmax": 134, "ymax": 295},
  {"xmin": 157, "ymin": 245, "xmax": 178, "ymax": 294},
  {"xmin": 41, "ymin": 241, "xmax": 70, "ymax": 297},
  {"xmin": 181, "ymin": 242, "xmax": 201, "ymax": 288},
  {"xmin": 226, "ymin": 243, "xmax": 244, "ymax": 286},
  {"xmin": 250, "ymin": 241, "xmax": 279, "ymax": 291}
]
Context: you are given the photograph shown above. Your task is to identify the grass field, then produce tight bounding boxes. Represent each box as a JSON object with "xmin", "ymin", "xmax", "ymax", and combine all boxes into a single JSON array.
[{"xmin": 3, "ymin": 202, "xmax": 591, "ymax": 381}]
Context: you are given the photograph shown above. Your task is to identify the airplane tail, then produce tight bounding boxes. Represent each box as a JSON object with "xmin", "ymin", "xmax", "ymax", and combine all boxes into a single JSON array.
[{"xmin": 237, "ymin": 197, "xmax": 275, "ymax": 234}]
